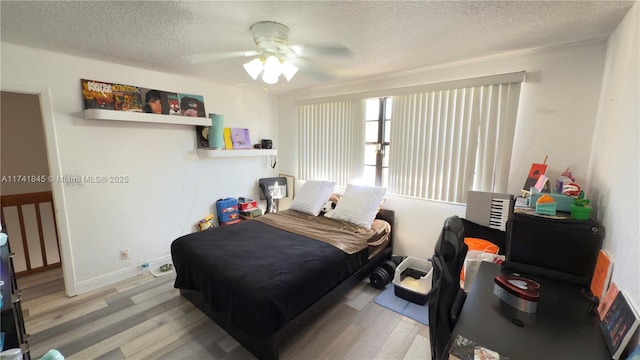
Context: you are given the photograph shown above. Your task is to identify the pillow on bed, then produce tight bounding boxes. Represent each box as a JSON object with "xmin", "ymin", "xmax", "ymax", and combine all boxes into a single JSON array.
[
  {"xmin": 330, "ymin": 184, "xmax": 387, "ymax": 228},
  {"xmin": 289, "ymin": 180, "xmax": 336, "ymax": 216}
]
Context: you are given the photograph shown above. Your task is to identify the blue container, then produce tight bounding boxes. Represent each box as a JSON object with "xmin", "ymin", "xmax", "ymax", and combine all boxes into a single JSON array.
[{"xmin": 216, "ymin": 198, "xmax": 239, "ymax": 223}]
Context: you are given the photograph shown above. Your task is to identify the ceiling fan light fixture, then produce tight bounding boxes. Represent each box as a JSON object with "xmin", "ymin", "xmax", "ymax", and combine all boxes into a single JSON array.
[
  {"xmin": 261, "ymin": 72, "xmax": 279, "ymax": 85},
  {"xmin": 238, "ymin": 21, "xmax": 353, "ymax": 86},
  {"xmin": 262, "ymin": 55, "xmax": 282, "ymax": 84},
  {"xmin": 243, "ymin": 58, "xmax": 264, "ymax": 80},
  {"xmin": 281, "ymin": 60, "xmax": 299, "ymax": 82}
]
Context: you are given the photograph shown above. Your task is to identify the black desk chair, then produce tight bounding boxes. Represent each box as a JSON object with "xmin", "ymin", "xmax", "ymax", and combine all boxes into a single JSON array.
[{"xmin": 428, "ymin": 215, "xmax": 468, "ymax": 360}]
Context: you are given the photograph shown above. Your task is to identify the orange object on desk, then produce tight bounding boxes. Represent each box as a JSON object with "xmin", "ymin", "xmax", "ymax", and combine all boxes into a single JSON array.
[{"xmin": 460, "ymin": 237, "xmax": 499, "ymax": 281}]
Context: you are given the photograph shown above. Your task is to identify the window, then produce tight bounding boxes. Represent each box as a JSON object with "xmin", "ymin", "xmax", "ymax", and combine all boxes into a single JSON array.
[
  {"xmin": 363, "ymin": 97, "xmax": 391, "ymax": 187},
  {"xmin": 297, "ymin": 72, "xmax": 524, "ymax": 203},
  {"xmin": 297, "ymin": 100, "xmax": 364, "ymax": 186},
  {"xmin": 388, "ymin": 78, "xmax": 523, "ymax": 203}
]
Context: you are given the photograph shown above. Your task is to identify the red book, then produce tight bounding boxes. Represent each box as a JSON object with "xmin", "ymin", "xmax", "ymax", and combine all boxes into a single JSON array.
[{"xmin": 590, "ymin": 249, "xmax": 614, "ymax": 301}]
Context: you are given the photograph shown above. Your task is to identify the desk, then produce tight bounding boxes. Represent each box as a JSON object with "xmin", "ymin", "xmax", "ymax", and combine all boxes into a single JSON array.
[{"xmin": 449, "ymin": 262, "xmax": 609, "ymax": 359}]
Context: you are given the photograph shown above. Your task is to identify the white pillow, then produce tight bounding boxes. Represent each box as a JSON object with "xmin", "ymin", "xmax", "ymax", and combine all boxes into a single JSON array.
[
  {"xmin": 331, "ymin": 184, "xmax": 387, "ymax": 228},
  {"xmin": 289, "ymin": 180, "xmax": 336, "ymax": 216}
]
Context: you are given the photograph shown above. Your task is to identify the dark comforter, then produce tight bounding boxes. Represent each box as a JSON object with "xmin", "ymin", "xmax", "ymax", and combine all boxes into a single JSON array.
[{"xmin": 171, "ymin": 217, "xmax": 369, "ymax": 339}]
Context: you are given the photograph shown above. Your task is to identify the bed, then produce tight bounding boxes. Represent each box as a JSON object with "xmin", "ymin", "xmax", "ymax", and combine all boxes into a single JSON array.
[{"xmin": 171, "ymin": 208, "xmax": 394, "ymax": 359}]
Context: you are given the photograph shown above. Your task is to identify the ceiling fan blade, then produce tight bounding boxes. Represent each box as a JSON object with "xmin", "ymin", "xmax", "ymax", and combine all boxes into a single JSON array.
[
  {"xmin": 290, "ymin": 57, "xmax": 332, "ymax": 81},
  {"xmin": 290, "ymin": 44, "xmax": 352, "ymax": 58},
  {"xmin": 188, "ymin": 50, "xmax": 260, "ymax": 64}
]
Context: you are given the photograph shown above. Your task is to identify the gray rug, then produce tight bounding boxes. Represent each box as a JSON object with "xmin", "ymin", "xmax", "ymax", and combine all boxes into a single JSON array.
[{"xmin": 374, "ymin": 284, "xmax": 429, "ymax": 325}]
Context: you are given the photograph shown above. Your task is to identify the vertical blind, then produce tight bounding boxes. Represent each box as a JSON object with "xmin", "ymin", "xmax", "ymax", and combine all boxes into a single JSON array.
[
  {"xmin": 388, "ymin": 81, "xmax": 522, "ymax": 203},
  {"xmin": 298, "ymin": 100, "xmax": 365, "ymax": 185}
]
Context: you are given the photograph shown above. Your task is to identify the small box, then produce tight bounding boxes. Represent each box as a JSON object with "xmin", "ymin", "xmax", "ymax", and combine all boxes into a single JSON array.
[
  {"xmin": 216, "ymin": 198, "xmax": 239, "ymax": 223},
  {"xmin": 240, "ymin": 208, "xmax": 263, "ymax": 219},
  {"xmin": 535, "ymin": 202, "xmax": 557, "ymax": 216},
  {"xmin": 393, "ymin": 256, "xmax": 433, "ymax": 305},
  {"xmin": 529, "ymin": 188, "xmax": 574, "ymax": 212},
  {"xmin": 238, "ymin": 200, "xmax": 257, "ymax": 211}
]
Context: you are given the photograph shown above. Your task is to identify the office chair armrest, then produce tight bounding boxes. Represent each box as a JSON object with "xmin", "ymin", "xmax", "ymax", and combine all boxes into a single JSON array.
[{"xmin": 450, "ymin": 288, "xmax": 467, "ymax": 324}]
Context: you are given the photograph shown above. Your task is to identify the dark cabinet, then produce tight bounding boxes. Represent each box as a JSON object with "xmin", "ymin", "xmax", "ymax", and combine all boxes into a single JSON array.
[
  {"xmin": 1, "ymin": 225, "xmax": 30, "ymax": 359},
  {"xmin": 505, "ymin": 212, "xmax": 603, "ymax": 288}
]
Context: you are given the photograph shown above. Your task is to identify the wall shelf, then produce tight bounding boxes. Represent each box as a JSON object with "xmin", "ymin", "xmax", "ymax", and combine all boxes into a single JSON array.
[
  {"xmin": 197, "ymin": 149, "xmax": 277, "ymax": 158},
  {"xmin": 84, "ymin": 109, "xmax": 210, "ymax": 126}
]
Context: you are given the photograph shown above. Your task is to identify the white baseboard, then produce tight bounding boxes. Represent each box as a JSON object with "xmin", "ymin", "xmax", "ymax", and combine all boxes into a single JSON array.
[{"xmin": 74, "ymin": 254, "xmax": 173, "ymax": 295}]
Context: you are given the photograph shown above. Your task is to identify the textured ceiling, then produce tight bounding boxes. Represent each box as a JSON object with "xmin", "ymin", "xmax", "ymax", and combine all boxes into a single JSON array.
[{"xmin": 0, "ymin": 1, "xmax": 634, "ymax": 94}]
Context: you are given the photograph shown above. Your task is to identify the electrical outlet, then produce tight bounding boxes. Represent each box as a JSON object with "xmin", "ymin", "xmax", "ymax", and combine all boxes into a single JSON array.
[{"xmin": 120, "ymin": 248, "xmax": 130, "ymax": 260}]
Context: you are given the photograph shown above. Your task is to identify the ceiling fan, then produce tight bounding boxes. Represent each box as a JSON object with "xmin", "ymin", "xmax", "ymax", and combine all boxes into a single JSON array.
[
  {"xmin": 193, "ymin": 21, "xmax": 352, "ymax": 85},
  {"xmin": 243, "ymin": 21, "xmax": 352, "ymax": 84}
]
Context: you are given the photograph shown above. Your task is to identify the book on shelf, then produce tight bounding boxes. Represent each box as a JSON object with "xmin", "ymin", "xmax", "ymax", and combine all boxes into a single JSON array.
[
  {"xmin": 599, "ymin": 290, "xmax": 640, "ymax": 360},
  {"xmin": 590, "ymin": 249, "xmax": 614, "ymax": 301},
  {"xmin": 178, "ymin": 93, "xmax": 206, "ymax": 117},
  {"xmin": 195, "ymin": 126, "xmax": 210, "ymax": 149},
  {"xmin": 163, "ymin": 92, "xmax": 180, "ymax": 116},
  {"xmin": 598, "ymin": 282, "xmax": 619, "ymax": 320},
  {"xmin": 112, "ymin": 83, "xmax": 143, "ymax": 112},
  {"xmin": 140, "ymin": 88, "xmax": 167, "ymax": 114},
  {"xmin": 223, "ymin": 127, "xmax": 233, "ymax": 149},
  {"xmin": 81, "ymin": 79, "xmax": 115, "ymax": 110},
  {"xmin": 230, "ymin": 128, "xmax": 252, "ymax": 149}
]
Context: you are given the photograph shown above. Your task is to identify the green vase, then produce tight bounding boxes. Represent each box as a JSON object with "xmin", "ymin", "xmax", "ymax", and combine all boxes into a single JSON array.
[{"xmin": 571, "ymin": 204, "xmax": 592, "ymax": 220}]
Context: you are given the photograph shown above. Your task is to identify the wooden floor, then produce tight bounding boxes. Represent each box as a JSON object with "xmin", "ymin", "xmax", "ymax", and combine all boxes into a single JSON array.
[{"xmin": 19, "ymin": 268, "xmax": 431, "ymax": 359}]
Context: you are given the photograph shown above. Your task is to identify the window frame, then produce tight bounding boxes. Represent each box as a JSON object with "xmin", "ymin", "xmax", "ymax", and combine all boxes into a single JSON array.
[{"xmin": 364, "ymin": 97, "xmax": 391, "ymax": 187}]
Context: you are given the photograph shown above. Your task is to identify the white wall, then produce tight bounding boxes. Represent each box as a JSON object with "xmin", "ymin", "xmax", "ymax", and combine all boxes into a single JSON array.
[
  {"xmin": 1, "ymin": 43, "xmax": 279, "ymax": 295},
  {"xmin": 278, "ymin": 40, "xmax": 607, "ymax": 261},
  {"xmin": 589, "ymin": 2, "xmax": 639, "ymax": 350}
]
